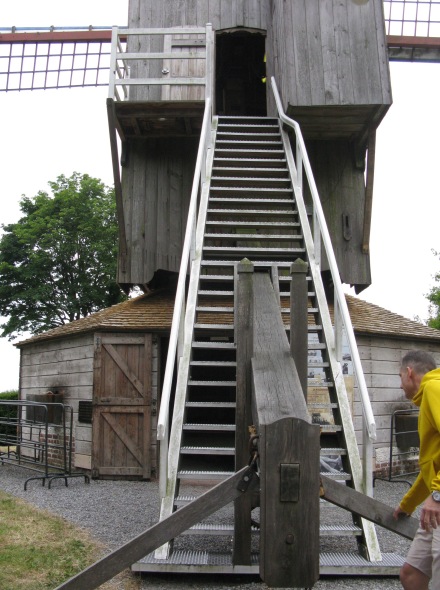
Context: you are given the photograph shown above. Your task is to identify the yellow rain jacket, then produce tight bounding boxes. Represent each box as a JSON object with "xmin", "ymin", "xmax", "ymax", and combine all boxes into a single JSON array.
[{"xmin": 400, "ymin": 368, "xmax": 440, "ymax": 514}]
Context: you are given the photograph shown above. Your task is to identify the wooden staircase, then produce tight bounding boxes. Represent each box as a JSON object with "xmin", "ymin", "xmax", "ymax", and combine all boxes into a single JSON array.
[{"xmin": 134, "ymin": 116, "xmax": 405, "ymax": 576}]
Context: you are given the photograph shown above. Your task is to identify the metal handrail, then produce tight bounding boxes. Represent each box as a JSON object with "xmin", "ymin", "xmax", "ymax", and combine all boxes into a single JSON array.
[{"xmin": 270, "ymin": 77, "xmax": 376, "ymax": 442}]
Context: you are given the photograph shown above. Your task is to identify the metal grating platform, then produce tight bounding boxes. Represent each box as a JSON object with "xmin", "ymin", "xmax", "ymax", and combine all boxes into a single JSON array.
[{"xmin": 133, "ymin": 550, "xmax": 405, "ymax": 576}]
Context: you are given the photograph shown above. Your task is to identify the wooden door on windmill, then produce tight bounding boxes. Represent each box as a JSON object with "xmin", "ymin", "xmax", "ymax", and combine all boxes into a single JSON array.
[
  {"xmin": 161, "ymin": 31, "xmax": 206, "ymax": 101},
  {"xmin": 92, "ymin": 333, "xmax": 152, "ymax": 479}
]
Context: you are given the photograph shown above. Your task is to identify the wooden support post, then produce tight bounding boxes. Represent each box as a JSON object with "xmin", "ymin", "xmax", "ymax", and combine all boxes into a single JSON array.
[
  {"xmin": 106, "ymin": 98, "xmax": 128, "ymax": 273},
  {"xmin": 233, "ymin": 258, "xmax": 254, "ymax": 565},
  {"xmin": 252, "ymin": 272, "xmax": 320, "ymax": 588},
  {"xmin": 290, "ymin": 258, "xmax": 309, "ymax": 400}
]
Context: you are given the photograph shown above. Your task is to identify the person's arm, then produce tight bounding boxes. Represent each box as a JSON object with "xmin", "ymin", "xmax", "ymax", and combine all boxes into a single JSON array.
[{"xmin": 394, "ymin": 472, "xmax": 429, "ymax": 518}]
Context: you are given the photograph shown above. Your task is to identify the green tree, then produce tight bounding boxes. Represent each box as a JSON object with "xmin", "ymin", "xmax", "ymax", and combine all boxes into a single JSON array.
[
  {"xmin": 427, "ymin": 250, "xmax": 440, "ymax": 330},
  {"xmin": 0, "ymin": 173, "xmax": 126, "ymax": 339}
]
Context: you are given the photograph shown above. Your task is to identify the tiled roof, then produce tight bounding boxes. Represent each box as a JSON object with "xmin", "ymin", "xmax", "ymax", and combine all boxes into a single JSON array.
[
  {"xmin": 15, "ymin": 289, "xmax": 440, "ymax": 347},
  {"xmin": 345, "ymin": 294, "xmax": 440, "ymax": 341},
  {"xmin": 15, "ymin": 289, "xmax": 175, "ymax": 347}
]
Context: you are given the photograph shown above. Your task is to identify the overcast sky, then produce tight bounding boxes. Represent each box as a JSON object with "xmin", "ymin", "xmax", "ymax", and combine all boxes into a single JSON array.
[{"xmin": 0, "ymin": 1, "xmax": 439, "ymax": 391}]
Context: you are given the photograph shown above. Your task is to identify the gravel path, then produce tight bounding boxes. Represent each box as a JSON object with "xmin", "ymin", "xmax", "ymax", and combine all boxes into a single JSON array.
[{"xmin": 0, "ymin": 463, "xmax": 418, "ymax": 589}]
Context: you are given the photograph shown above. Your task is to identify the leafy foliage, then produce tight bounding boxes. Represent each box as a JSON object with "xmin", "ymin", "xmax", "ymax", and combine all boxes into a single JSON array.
[
  {"xmin": 0, "ymin": 390, "xmax": 18, "ymax": 439},
  {"xmin": 0, "ymin": 173, "xmax": 126, "ymax": 339},
  {"xmin": 427, "ymin": 250, "xmax": 440, "ymax": 330}
]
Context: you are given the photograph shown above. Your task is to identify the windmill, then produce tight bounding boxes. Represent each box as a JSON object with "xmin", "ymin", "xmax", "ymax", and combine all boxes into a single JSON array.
[{"xmin": 2, "ymin": 1, "xmax": 440, "ymax": 586}]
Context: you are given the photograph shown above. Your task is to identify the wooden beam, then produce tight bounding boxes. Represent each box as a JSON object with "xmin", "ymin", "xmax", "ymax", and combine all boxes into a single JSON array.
[
  {"xmin": 55, "ymin": 466, "xmax": 259, "ymax": 590},
  {"xmin": 0, "ymin": 30, "xmax": 113, "ymax": 44},
  {"xmin": 251, "ymin": 272, "xmax": 320, "ymax": 588},
  {"xmin": 234, "ymin": 259, "xmax": 255, "ymax": 565},
  {"xmin": 362, "ymin": 129, "xmax": 376, "ymax": 254},
  {"xmin": 321, "ymin": 475, "xmax": 418, "ymax": 540},
  {"xmin": 106, "ymin": 98, "xmax": 128, "ymax": 272},
  {"xmin": 387, "ymin": 35, "xmax": 440, "ymax": 50},
  {"xmin": 290, "ymin": 259, "xmax": 309, "ymax": 398}
]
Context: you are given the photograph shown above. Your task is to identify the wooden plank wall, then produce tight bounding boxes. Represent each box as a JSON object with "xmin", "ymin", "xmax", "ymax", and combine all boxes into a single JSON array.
[
  {"xmin": 20, "ymin": 334, "xmax": 95, "ymax": 470},
  {"xmin": 118, "ymin": 138, "xmax": 198, "ymax": 288},
  {"xmin": 128, "ymin": 0, "xmax": 267, "ymax": 30},
  {"xmin": 267, "ymin": 0, "xmax": 391, "ymax": 110},
  {"xmin": 352, "ymin": 336, "xmax": 440, "ymax": 468},
  {"xmin": 19, "ymin": 333, "xmax": 160, "ymax": 475},
  {"xmin": 305, "ymin": 141, "xmax": 371, "ymax": 289}
]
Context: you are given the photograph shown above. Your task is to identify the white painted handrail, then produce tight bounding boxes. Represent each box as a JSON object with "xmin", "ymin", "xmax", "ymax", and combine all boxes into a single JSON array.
[
  {"xmin": 270, "ymin": 77, "xmax": 376, "ymax": 442},
  {"xmin": 108, "ymin": 25, "xmax": 212, "ymax": 102},
  {"xmin": 156, "ymin": 97, "xmax": 212, "ymax": 442}
]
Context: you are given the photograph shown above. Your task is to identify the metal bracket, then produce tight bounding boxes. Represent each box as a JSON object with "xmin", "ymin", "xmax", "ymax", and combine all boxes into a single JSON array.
[{"xmin": 236, "ymin": 467, "xmax": 256, "ymax": 493}]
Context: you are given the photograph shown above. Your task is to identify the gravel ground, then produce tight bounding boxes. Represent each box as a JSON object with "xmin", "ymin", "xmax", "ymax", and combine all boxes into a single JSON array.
[{"xmin": 0, "ymin": 463, "xmax": 419, "ymax": 590}]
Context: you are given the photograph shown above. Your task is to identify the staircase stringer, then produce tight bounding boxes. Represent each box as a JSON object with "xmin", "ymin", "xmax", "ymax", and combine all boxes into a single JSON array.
[
  {"xmin": 279, "ymin": 124, "xmax": 382, "ymax": 562},
  {"xmin": 155, "ymin": 123, "xmax": 217, "ymax": 560}
]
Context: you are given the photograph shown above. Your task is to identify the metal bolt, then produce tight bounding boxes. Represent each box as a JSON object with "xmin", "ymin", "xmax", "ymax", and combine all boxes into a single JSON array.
[{"xmin": 285, "ymin": 534, "xmax": 294, "ymax": 544}]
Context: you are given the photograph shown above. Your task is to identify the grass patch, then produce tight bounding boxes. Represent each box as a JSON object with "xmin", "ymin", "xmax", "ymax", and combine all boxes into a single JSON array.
[{"xmin": 0, "ymin": 490, "xmax": 140, "ymax": 590}]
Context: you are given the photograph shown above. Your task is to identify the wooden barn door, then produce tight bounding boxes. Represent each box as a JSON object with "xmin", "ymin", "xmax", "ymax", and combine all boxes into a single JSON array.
[{"xmin": 92, "ymin": 333, "xmax": 152, "ymax": 479}]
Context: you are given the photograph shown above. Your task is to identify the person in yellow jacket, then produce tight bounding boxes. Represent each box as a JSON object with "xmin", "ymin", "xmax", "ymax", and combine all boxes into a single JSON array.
[{"xmin": 394, "ymin": 350, "xmax": 440, "ymax": 589}]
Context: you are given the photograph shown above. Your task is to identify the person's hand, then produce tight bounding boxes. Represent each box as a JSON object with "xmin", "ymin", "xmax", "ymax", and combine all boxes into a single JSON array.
[
  {"xmin": 393, "ymin": 505, "xmax": 410, "ymax": 520},
  {"xmin": 420, "ymin": 495, "xmax": 440, "ymax": 531}
]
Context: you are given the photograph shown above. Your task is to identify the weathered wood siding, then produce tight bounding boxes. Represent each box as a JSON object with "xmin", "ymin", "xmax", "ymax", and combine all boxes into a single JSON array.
[
  {"xmin": 306, "ymin": 141, "xmax": 371, "ymax": 289},
  {"xmin": 20, "ymin": 334, "xmax": 95, "ymax": 471},
  {"xmin": 118, "ymin": 138, "xmax": 198, "ymax": 288},
  {"xmin": 267, "ymin": 0, "xmax": 391, "ymax": 112},
  {"xmin": 353, "ymin": 336, "xmax": 440, "ymax": 467},
  {"xmin": 128, "ymin": 0, "xmax": 267, "ymax": 30}
]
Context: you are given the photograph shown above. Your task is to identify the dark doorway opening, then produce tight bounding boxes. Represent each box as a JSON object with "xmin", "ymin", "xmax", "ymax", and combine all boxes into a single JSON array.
[{"xmin": 215, "ymin": 31, "xmax": 266, "ymax": 116}]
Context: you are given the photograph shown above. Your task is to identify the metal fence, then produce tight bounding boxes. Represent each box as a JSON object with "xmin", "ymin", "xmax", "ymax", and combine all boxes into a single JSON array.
[
  {"xmin": 374, "ymin": 408, "xmax": 420, "ymax": 487},
  {"xmin": 0, "ymin": 399, "xmax": 89, "ymax": 489}
]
